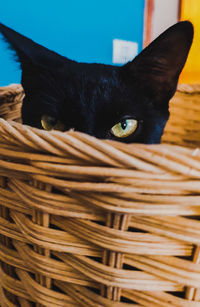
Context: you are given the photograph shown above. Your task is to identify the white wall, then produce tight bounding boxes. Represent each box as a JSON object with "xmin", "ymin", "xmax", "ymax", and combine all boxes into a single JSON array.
[{"xmin": 151, "ymin": 0, "xmax": 179, "ymax": 41}]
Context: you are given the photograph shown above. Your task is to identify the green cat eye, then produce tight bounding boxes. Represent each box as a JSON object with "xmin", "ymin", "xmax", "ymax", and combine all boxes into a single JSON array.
[
  {"xmin": 111, "ymin": 119, "xmax": 138, "ymax": 138},
  {"xmin": 41, "ymin": 115, "xmax": 66, "ymax": 131}
]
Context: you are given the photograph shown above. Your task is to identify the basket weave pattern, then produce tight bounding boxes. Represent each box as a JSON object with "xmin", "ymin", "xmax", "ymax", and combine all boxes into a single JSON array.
[{"xmin": 1, "ymin": 84, "xmax": 200, "ymax": 306}]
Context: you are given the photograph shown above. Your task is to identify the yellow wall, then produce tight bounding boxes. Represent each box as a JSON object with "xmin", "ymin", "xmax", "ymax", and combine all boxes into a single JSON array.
[{"xmin": 179, "ymin": 0, "xmax": 200, "ymax": 83}]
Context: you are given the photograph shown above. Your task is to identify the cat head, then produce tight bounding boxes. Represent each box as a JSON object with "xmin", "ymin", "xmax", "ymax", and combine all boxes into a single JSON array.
[{"xmin": 0, "ymin": 21, "xmax": 193, "ymax": 143}]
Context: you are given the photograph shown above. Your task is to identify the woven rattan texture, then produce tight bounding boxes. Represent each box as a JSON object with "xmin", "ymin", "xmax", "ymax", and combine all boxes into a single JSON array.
[{"xmin": 1, "ymin": 84, "xmax": 200, "ymax": 306}]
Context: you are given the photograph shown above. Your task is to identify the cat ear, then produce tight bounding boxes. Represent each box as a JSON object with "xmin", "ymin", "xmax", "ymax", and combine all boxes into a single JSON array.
[
  {"xmin": 0, "ymin": 23, "xmax": 74, "ymax": 69},
  {"xmin": 122, "ymin": 21, "xmax": 193, "ymax": 106}
]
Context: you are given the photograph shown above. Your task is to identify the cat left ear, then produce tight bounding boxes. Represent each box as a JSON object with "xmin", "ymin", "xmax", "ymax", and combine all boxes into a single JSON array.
[
  {"xmin": 122, "ymin": 21, "xmax": 193, "ymax": 106},
  {"xmin": 0, "ymin": 23, "xmax": 74, "ymax": 69}
]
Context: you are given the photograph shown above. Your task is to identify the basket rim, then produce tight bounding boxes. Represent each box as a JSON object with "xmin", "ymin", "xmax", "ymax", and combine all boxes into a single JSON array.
[
  {"xmin": 177, "ymin": 83, "xmax": 200, "ymax": 93},
  {"xmin": 0, "ymin": 83, "xmax": 196, "ymax": 150},
  {"xmin": 0, "ymin": 83, "xmax": 200, "ymax": 178}
]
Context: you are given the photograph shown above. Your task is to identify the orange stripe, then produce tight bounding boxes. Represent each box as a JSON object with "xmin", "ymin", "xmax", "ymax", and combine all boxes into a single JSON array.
[{"xmin": 143, "ymin": 0, "xmax": 154, "ymax": 48}]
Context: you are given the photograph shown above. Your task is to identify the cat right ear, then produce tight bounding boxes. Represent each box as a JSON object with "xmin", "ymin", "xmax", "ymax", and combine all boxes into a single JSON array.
[
  {"xmin": 0, "ymin": 23, "xmax": 74, "ymax": 69},
  {"xmin": 121, "ymin": 21, "xmax": 193, "ymax": 107}
]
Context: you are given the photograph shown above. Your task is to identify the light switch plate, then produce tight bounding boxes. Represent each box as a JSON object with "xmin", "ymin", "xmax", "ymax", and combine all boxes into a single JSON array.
[{"xmin": 112, "ymin": 39, "xmax": 138, "ymax": 64}]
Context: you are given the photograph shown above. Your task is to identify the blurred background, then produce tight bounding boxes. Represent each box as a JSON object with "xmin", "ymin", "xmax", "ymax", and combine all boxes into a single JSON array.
[{"xmin": 0, "ymin": 0, "xmax": 199, "ymax": 85}]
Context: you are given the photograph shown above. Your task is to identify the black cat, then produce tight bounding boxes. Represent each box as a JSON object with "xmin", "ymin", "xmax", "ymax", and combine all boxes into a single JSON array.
[{"xmin": 0, "ymin": 21, "xmax": 193, "ymax": 143}]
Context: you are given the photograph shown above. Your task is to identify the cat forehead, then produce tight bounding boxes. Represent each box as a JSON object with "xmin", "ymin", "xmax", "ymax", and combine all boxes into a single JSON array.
[
  {"xmin": 60, "ymin": 62, "xmax": 123, "ymax": 102},
  {"xmin": 64, "ymin": 61, "xmax": 120, "ymax": 82}
]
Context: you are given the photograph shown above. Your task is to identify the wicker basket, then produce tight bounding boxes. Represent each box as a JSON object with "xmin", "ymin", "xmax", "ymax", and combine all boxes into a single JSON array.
[{"xmin": 1, "ymin": 84, "xmax": 200, "ymax": 307}]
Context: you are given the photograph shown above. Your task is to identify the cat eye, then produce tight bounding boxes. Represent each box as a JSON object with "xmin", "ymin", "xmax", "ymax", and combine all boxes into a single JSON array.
[
  {"xmin": 111, "ymin": 119, "xmax": 138, "ymax": 138},
  {"xmin": 41, "ymin": 115, "xmax": 66, "ymax": 131}
]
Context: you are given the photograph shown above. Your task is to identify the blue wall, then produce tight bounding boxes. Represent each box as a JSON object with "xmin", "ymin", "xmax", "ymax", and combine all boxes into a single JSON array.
[{"xmin": 0, "ymin": 0, "xmax": 145, "ymax": 85}]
